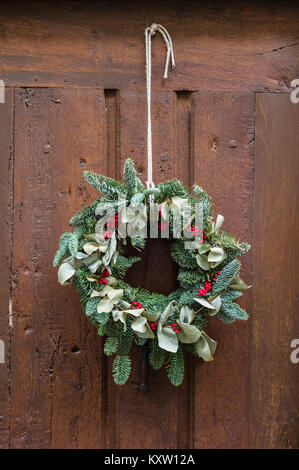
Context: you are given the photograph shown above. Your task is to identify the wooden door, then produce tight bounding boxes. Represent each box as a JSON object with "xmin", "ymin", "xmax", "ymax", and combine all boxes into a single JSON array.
[{"xmin": 0, "ymin": 1, "xmax": 298, "ymax": 449}]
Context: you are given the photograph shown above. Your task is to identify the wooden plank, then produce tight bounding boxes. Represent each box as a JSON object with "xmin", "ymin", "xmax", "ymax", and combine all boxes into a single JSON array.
[
  {"xmin": 10, "ymin": 87, "xmax": 106, "ymax": 448},
  {"xmin": 102, "ymin": 89, "xmax": 190, "ymax": 449},
  {"xmin": 250, "ymin": 94, "xmax": 299, "ymax": 448},
  {"xmin": 192, "ymin": 92, "xmax": 254, "ymax": 448},
  {"xmin": 0, "ymin": 87, "xmax": 13, "ymax": 449},
  {"xmin": 0, "ymin": 1, "xmax": 298, "ymax": 92}
]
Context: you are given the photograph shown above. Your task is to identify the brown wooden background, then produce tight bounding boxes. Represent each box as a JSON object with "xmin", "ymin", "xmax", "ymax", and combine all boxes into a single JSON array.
[{"xmin": 0, "ymin": 0, "xmax": 298, "ymax": 449}]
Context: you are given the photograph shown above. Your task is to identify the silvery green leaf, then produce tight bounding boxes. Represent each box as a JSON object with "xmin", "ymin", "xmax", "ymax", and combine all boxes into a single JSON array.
[
  {"xmin": 119, "ymin": 300, "xmax": 131, "ymax": 309},
  {"xmin": 179, "ymin": 305, "xmax": 195, "ymax": 324},
  {"xmin": 195, "ymin": 331, "xmax": 217, "ymax": 361},
  {"xmin": 122, "ymin": 308, "xmax": 143, "ymax": 317},
  {"xmin": 171, "ymin": 196, "xmax": 187, "ymax": 210},
  {"xmin": 112, "ymin": 309, "xmax": 127, "ymax": 330},
  {"xmin": 57, "ymin": 262, "xmax": 75, "ymax": 285},
  {"xmin": 158, "ymin": 327, "xmax": 179, "ymax": 353},
  {"xmin": 193, "ymin": 297, "xmax": 215, "ymax": 309},
  {"xmin": 177, "ymin": 321, "xmax": 201, "ymax": 344},
  {"xmin": 106, "ymin": 288, "xmax": 123, "ymax": 303},
  {"xmin": 131, "ymin": 192, "xmax": 145, "ymax": 204},
  {"xmin": 136, "ymin": 323, "xmax": 155, "ymax": 339},
  {"xmin": 158, "ymin": 301, "xmax": 175, "ymax": 328},
  {"xmin": 75, "ymin": 251, "xmax": 89, "ymax": 259},
  {"xmin": 141, "ymin": 311, "xmax": 160, "ymax": 322},
  {"xmin": 97, "ymin": 298, "xmax": 114, "ymax": 313},
  {"xmin": 87, "ymin": 258, "xmax": 102, "ymax": 274},
  {"xmin": 211, "ymin": 214, "xmax": 224, "ymax": 233},
  {"xmin": 208, "ymin": 296, "xmax": 222, "ymax": 315},
  {"xmin": 230, "ymin": 277, "xmax": 251, "ymax": 291},
  {"xmin": 90, "ymin": 289, "xmax": 100, "ymax": 298},
  {"xmin": 197, "ymin": 244, "xmax": 211, "ymax": 254},
  {"xmin": 196, "ymin": 254, "xmax": 210, "ymax": 270},
  {"xmin": 131, "ymin": 316, "xmax": 147, "ymax": 333},
  {"xmin": 83, "ymin": 242, "xmax": 99, "ymax": 255},
  {"xmin": 86, "ymin": 233, "xmax": 101, "ymax": 243},
  {"xmin": 207, "ymin": 247, "xmax": 225, "ymax": 263}
]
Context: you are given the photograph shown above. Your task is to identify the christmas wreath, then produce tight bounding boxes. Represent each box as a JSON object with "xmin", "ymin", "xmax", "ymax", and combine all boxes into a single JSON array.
[{"xmin": 53, "ymin": 159, "xmax": 250, "ymax": 386}]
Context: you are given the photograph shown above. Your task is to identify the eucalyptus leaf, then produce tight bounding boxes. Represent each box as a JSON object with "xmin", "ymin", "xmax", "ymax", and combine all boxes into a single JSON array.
[
  {"xmin": 57, "ymin": 262, "xmax": 75, "ymax": 286},
  {"xmin": 196, "ymin": 254, "xmax": 210, "ymax": 270},
  {"xmin": 112, "ymin": 309, "xmax": 127, "ymax": 330},
  {"xmin": 177, "ymin": 321, "xmax": 201, "ymax": 344},
  {"xmin": 158, "ymin": 326, "xmax": 179, "ymax": 353},
  {"xmin": 195, "ymin": 331, "xmax": 217, "ymax": 361},
  {"xmin": 131, "ymin": 316, "xmax": 147, "ymax": 333},
  {"xmin": 97, "ymin": 298, "xmax": 114, "ymax": 313},
  {"xmin": 207, "ymin": 247, "xmax": 225, "ymax": 263}
]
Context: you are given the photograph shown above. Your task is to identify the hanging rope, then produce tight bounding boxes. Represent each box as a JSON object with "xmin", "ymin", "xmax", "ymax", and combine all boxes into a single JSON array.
[{"xmin": 144, "ymin": 23, "xmax": 175, "ymax": 192}]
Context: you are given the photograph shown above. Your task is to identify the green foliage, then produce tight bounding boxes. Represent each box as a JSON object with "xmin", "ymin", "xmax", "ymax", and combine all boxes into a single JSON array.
[
  {"xmin": 73, "ymin": 267, "xmax": 93, "ymax": 307},
  {"xmin": 156, "ymin": 179, "xmax": 187, "ymax": 202},
  {"xmin": 104, "ymin": 337, "xmax": 118, "ymax": 356},
  {"xmin": 171, "ymin": 240, "xmax": 198, "ymax": 269},
  {"xmin": 149, "ymin": 338, "xmax": 167, "ymax": 370},
  {"xmin": 54, "ymin": 158, "xmax": 251, "ymax": 387},
  {"xmin": 124, "ymin": 158, "xmax": 137, "ymax": 200},
  {"xmin": 177, "ymin": 268, "xmax": 206, "ymax": 288},
  {"xmin": 70, "ymin": 198, "xmax": 100, "ymax": 228},
  {"xmin": 97, "ymin": 323, "xmax": 107, "ymax": 336},
  {"xmin": 212, "ymin": 259, "xmax": 241, "ymax": 295},
  {"xmin": 53, "ymin": 232, "xmax": 72, "ymax": 266},
  {"xmin": 68, "ymin": 227, "xmax": 85, "ymax": 256},
  {"xmin": 192, "ymin": 184, "xmax": 213, "ymax": 230},
  {"xmin": 84, "ymin": 171, "xmax": 126, "ymax": 199},
  {"xmin": 131, "ymin": 237, "xmax": 146, "ymax": 250},
  {"xmin": 117, "ymin": 321, "xmax": 134, "ymax": 355},
  {"xmin": 218, "ymin": 289, "xmax": 248, "ymax": 323},
  {"xmin": 166, "ymin": 347, "xmax": 184, "ymax": 386},
  {"xmin": 111, "ymin": 255, "xmax": 141, "ymax": 279},
  {"xmin": 112, "ymin": 355, "xmax": 131, "ymax": 385}
]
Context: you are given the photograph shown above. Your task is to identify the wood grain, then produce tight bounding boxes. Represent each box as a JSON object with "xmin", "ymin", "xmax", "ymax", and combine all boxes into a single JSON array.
[
  {"xmin": 250, "ymin": 94, "xmax": 299, "ymax": 448},
  {"xmin": 10, "ymin": 87, "xmax": 106, "ymax": 448},
  {"xmin": 0, "ymin": 88, "xmax": 14, "ymax": 449},
  {"xmin": 0, "ymin": 1, "xmax": 298, "ymax": 91},
  {"xmin": 192, "ymin": 92, "xmax": 254, "ymax": 448}
]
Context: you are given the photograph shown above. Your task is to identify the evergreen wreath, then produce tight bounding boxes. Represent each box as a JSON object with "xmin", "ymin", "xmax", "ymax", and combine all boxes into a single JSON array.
[{"xmin": 53, "ymin": 158, "xmax": 251, "ymax": 386}]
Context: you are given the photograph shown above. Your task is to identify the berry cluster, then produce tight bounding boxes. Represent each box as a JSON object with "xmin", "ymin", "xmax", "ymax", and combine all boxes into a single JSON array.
[
  {"xmin": 131, "ymin": 300, "xmax": 143, "ymax": 309},
  {"xmin": 158, "ymin": 205, "xmax": 168, "ymax": 232},
  {"xmin": 170, "ymin": 322, "xmax": 181, "ymax": 335},
  {"xmin": 197, "ymin": 270, "xmax": 221, "ymax": 297},
  {"xmin": 189, "ymin": 225, "xmax": 207, "ymax": 243},
  {"xmin": 99, "ymin": 269, "xmax": 109, "ymax": 285},
  {"xmin": 104, "ymin": 214, "xmax": 119, "ymax": 239},
  {"xmin": 150, "ymin": 321, "xmax": 158, "ymax": 331}
]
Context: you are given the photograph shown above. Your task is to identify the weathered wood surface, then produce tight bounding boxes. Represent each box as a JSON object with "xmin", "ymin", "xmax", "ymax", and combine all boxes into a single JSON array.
[
  {"xmin": 0, "ymin": 1, "xmax": 298, "ymax": 92},
  {"xmin": 0, "ymin": 88, "xmax": 13, "ymax": 449},
  {"xmin": 10, "ymin": 88, "xmax": 106, "ymax": 448},
  {"xmin": 250, "ymin": 94, "xmax": 299, "ymax": 449},
  {"xmin": 0, "ymin": 0, "xmax": 298, "ymax": 450},
  {"xmin": 192, "ymin": 92, "xmax": 254, "ymax": 448}
]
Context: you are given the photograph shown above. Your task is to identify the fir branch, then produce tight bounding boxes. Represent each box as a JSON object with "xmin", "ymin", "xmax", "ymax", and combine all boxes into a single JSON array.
[
  {"xmin": 149, "ymin": 338, "xmax": 167, "ymax": 370},
  {"xmin": 84, "ymin": 171, "xmax": 126, "ymax": 199},
  {"xmin": 171, "ymin": 240, "xmax": 198, "ymax": 269},
  {"xmin": 166, "ymin": 347, "xmax": 184, "ymax": 386},
  {"xmin": 212, "ymin": 259, "xmax": 241, "ymax": 296},
  {"xmin": 104, "ymin": 337, "xmax": 118, "ymax": 356},
  {"xmin": 53, "ymin": 232, "xmax": 72, "ymax": 266},
  {"xmin": 111, "ymin": 255, "xmax": 141, "ymax": 279},
  {"xmin": 124, "ymin": 158, "xmax": 138, "ymax": 200},
  {"xmin": 112, "ymin": 355, "xmax": 131, "ymax": 385}
]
